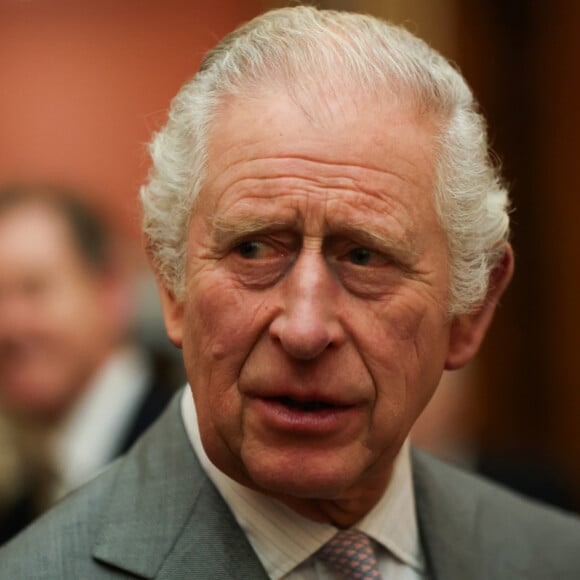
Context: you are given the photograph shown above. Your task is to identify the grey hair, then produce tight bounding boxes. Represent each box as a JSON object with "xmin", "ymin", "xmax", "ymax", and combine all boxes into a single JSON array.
[{"xmin": 140, "ymin": 5, "xmax": 510, "ymax": 315}]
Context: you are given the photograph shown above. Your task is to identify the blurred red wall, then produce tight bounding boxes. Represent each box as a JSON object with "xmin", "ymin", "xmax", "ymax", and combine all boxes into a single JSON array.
[{"xmin": 0, "ymin": 0, "xmax": 260, "ymax": 236}]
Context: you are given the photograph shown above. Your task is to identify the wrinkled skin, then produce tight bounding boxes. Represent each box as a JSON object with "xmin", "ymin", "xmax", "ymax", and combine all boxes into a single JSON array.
[{"xmin": 159, "ymin": 88, "xmax": 512, "ymax": 526}]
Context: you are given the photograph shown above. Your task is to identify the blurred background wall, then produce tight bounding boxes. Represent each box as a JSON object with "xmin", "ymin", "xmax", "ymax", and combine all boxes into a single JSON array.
[
  {"xmin": 1, "ymin": 0, "xmax": 579, "ymax": 511},
  {"xmin": 0, "ymin": 0, "xmax": 261, "ymax": 237}
]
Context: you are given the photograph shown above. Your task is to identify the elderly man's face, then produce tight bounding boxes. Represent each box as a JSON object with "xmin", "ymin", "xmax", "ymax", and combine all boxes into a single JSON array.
[{"xmin": 161, "ymin": 88, "xmax": 483, "ymax": 513}]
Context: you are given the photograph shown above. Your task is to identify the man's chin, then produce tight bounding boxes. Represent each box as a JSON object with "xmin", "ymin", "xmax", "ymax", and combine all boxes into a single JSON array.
[{"xmin": 243, "ymin": 455, "xmax": 362, "ymax": 502}]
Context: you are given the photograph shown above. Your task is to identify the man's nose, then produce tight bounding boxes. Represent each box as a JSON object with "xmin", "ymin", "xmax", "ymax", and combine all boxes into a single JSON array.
[{"xmin": 269, "ymin": 252, "xmax": 346, "ymax": 360}]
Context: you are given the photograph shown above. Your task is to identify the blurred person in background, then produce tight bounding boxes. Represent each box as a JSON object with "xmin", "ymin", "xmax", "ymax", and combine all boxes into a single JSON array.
[{"xmin": 0, "ymin": 184, "xmax": 180, "ymax": 543}]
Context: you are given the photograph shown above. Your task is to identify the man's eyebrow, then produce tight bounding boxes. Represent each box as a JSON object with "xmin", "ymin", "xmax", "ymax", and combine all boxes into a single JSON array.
[
  {"xmin": 330, "ymin": 223, "xmax": 420, "ymax": 264},
  {"xmin": 210, "ymin": 213, "xmax": 420, "ymax": 263},
  {"xmin": 211, "ymin": 214, "xmax": 290, "ymax": 245}
]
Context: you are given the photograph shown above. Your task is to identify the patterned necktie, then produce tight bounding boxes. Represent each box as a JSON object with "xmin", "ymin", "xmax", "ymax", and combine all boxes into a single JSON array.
[{"xmin": 317, "ymin": 529, "xmax": 383, "ymax": 579}]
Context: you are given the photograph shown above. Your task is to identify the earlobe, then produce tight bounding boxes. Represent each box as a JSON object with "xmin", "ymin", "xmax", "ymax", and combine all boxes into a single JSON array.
[
  {"xmin": 156, "ymin": 280, "xmax": 185, "ymax": 349},
  {"xmin": 445, "ymin": 243, "xmax": 514, "ymax": 370}
]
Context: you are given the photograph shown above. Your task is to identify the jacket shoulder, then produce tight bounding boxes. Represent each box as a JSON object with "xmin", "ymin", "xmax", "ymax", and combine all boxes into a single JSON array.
[
  {"xmin": 0, "ymin": 391, "xmax": 203, "ymax": 579},
  {"xmin": 0, "ymin": 460, "xmax": 124, "ymax": 579},
  {"xmin": 412, "ymin": 449, "xmax": 580, "ymax": 578}
]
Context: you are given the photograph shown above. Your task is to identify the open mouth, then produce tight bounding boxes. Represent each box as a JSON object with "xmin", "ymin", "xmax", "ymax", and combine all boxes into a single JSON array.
[
  {"xmin": 253, "ymin": 394, "xmax": 357, "ymax": 432},
  {"xmin": 273, "ymin": 396, "xmax": 338, "ymax": 412}
]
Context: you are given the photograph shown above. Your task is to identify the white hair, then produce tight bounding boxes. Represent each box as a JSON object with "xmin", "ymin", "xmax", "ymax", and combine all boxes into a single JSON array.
[{"xmin": 140, "ymin": 5, "xmax": 510, "ymax": 315}]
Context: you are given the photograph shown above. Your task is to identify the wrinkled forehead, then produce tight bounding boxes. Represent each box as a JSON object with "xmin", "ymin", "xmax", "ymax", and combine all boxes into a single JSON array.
[
  {"xmin": 195, "ymin": 83, "xmax": 443, "ymax": 251},
  {"xmin": 202, "ymin": 81, "xmax": 441, "ymax": 196},
  {"xmin": 226, "ymin": 70, "xmax": 436, "ymax": 137}
]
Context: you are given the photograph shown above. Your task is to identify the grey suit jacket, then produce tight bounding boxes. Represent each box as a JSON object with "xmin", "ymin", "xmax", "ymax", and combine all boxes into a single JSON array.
[{"xmin": 1, "ymin": 393, "xmax": 579, "ymax": 579}]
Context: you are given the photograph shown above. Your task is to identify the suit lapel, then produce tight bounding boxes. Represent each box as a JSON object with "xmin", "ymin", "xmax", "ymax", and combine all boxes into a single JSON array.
[
  {"xmin": 92, "ymin": 392, "xmax": 268, "ymax": 579},
  {"xmin": 156, "ymin": 477, "xmax": 270, "ymax": 580}
]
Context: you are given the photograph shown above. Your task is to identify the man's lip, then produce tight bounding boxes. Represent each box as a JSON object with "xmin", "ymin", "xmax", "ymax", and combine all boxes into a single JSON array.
[
  {"xmin": 259, "ymin": 395, "xmax": 351, "ymax": 411},
  {"xmin": 248, "ymin": 395, "xmax": 361, "ymax": 434},
  {"xmin": 245, "ymin": 390, "xmax": 359, "ymax": 408}
]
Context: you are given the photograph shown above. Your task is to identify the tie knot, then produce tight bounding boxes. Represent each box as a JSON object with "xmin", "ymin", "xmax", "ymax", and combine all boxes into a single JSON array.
[{"xmin": 317, "ymin": 529, "xmax": 382, "ymax": 579}]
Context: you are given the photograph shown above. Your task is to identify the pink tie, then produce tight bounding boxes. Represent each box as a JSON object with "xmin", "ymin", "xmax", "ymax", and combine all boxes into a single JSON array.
[{"xmin": 317, "ymin": 529, "xmax": 383, "ymax": 579}]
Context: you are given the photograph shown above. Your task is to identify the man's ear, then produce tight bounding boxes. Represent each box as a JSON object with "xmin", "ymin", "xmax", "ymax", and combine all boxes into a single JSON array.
[
  {"xmin": 445, "ymin": 243, "xmax": 514, "ymax": 370},
  {"xmin": 156, "ymin": 279, "xmax": 184, "ymax": 349}
]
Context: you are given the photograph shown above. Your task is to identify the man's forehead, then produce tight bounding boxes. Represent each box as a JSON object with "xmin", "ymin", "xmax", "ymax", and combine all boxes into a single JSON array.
[
  {"xmin": 208, "ymin": 82, "xmax": 436, "ymax": 154},
  {"xmin": 203, "ymin": 89, "xmax": 438, "ymax": 197},
  {"xmin": 194, "ymin": 84, "xmax": 441, "ymax": 245}
]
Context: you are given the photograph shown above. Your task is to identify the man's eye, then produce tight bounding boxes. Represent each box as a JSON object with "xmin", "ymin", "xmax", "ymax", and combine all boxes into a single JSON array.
[
  {"xmin": 347, "ymin": 247, "xmax": 373, "ymax": 266},
  {"xmin": 235, "ymin": 240, "xmax": 279, "ymax": 260},
  {"xmin": 237, "ymin": 241, "xmax": 261, "ymax": 259}
]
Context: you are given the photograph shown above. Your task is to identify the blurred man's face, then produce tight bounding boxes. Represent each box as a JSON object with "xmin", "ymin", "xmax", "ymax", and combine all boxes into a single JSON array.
[
  {"xmin": 160, "ymin": 88, "xmax": 481, "ymax": 517},
  {"xmin": 0, "ymin": 204, "xmax": 113, "ymax": 420}
]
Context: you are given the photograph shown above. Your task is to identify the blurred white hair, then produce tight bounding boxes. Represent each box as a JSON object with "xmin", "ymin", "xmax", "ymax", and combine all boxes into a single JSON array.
[{"xmin": 140, "ymin": 5, "xmax": 510, "ymax": 315}]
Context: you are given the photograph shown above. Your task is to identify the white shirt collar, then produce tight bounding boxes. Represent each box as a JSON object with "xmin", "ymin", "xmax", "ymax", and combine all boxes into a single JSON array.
[
  {"xmin": 53, "ymin": 345, "xmax": 151, "ymax": 498},
  {"xmin": 181, "ymin": 387, "xmax": 425, "ymax": 579}
]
